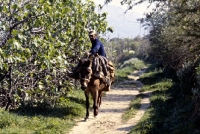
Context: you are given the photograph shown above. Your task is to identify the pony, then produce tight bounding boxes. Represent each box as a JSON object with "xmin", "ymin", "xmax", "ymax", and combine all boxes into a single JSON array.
[{"xmin": 77, "ymin": 55, "xmax": 115, "ymax": 121}]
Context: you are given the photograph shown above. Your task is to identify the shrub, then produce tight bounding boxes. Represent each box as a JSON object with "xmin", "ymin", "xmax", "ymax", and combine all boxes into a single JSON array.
[
  {"xmin": 176, "ymin": 62, "xmax": 196, "ymax": 96},
  {"xmin": 120, "ymin": 58, "xmax": 146, "ymax": 70}
]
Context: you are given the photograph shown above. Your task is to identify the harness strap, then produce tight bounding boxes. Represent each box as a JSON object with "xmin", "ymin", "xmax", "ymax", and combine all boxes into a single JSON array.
[{"xmin": 79, "ymin": 67, "xmax": 92, "ymax": 80}]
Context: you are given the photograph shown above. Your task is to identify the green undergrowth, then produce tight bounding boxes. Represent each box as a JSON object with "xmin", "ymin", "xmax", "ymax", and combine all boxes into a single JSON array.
[
  {"xmin": 116, "ymin": 66, "xmax": 136, "ymax": 82},
  {"xmin": 116, "ymin": 58, "xmax": 147, "ymax": 82},
  {"xmin": 0, "ymin": 89, "xmax": 86, "ymax": 134},
  {"xmin": 129, "ymin": 64, "xmax": 199, "ymax": 134},
  {"xmin": 120, "ymin": 58, "xmax": 146, "ymax": 70},
  {"xmin": 122, "ymin": 94, "xmax": 148, "ymax": 123}
]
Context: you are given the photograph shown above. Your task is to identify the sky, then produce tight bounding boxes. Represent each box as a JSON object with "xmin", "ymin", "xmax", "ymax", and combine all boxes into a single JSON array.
[
  {"xmin": 92, "ymin": 0, "xmax": 153, "ymax": 14},
  {"xmin": 90, "ymin": 0, "xmax": 155, "ymax": 38}
]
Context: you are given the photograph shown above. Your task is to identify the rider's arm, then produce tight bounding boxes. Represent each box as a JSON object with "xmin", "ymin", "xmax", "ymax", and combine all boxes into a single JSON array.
[{"xmin": 89, "ymin": 41, "xmax": 100, "ymax": 54}]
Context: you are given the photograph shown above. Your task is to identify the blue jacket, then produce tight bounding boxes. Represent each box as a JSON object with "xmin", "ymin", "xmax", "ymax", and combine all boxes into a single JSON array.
[{"xmin": 90, "ymin": 38, "xmax": 106, "ymax": 57}]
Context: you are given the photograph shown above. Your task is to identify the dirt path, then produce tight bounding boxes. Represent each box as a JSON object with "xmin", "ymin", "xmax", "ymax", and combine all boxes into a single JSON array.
[{"xmin": 69, "ymin": 69, "xmax": 151, "ymax": 134}]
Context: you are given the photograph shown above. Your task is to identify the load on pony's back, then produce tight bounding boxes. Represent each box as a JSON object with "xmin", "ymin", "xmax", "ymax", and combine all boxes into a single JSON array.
[{"xmin": 90, "ymin": 53, "xmax": 115, "ymax": 91}]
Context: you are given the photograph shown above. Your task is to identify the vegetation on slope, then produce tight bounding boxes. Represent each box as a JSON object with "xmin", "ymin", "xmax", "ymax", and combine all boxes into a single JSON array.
[{"xmin": 130, "ymin": 63, "xmax": 199, "ymax": 134}]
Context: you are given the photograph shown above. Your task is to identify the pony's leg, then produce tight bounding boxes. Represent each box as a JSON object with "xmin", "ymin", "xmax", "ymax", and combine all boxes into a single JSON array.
[
  {"xmin": 92, "ymin": 91, "xmax": 99, "ymax": 117},
  {"xmin": 84, "ymin": 91, "xmax": 90, "ymax": 121},
  {"xmin": 98, "ymin": 91, "xmax": 103, "ymax": 107}
]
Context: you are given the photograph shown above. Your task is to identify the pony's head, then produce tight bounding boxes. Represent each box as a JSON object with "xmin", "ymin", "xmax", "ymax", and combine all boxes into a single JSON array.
[{"xmin": 78, "ymin": 58, "xmax": 92, "ymax": 90}]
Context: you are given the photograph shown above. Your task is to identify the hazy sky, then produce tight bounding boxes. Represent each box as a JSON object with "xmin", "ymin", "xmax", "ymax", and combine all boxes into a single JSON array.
[
  {"xmin": 91, "ymin": 0, "xmax": 153, "ymax": 15},
  {"xmin": 88, "ymin": 0, "xmax": 155, "ymax": 38}
]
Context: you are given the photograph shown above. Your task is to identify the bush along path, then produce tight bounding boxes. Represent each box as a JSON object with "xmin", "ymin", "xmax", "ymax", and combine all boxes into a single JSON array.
[{"xmin": 69, "ymin": 68, "xmax": 151, "ymax": 134}]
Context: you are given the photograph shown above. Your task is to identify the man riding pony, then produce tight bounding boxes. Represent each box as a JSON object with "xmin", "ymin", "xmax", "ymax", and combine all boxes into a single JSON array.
[{"xmin": 68, "ymin": 30, "xmax": 113, "ymax": 90}]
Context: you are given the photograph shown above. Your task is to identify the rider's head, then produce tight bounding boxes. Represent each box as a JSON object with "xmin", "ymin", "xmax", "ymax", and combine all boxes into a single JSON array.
[{"xmin": 88, "ymin": 30, "xmax": 97, "ymax": 41}]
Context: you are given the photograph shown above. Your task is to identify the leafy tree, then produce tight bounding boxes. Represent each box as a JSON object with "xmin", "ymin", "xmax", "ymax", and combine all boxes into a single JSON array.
[{"xmin": 0, "ymin": 0, "xmax": 111, "ymax": 109}]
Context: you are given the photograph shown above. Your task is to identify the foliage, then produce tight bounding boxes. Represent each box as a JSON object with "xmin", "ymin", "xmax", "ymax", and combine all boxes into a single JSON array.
[
  {"xmin": 105, "ymin": 0, "xmax": 200, "ymax": 95},
  {"xmin": 177, "ymin": 62, "xmax": 197, "ymax": 96},
  {"xmin": 129, "ymin": 65, "xmax": 200, "ymax": 134},
  {"xmin": 109, "ymin": 37, "xmax": 148, "ymax": 82},
  {"xmin": 120, "ymin": 58, "xmax": 146, "ymax": 70},
  {"xmin": 146, "ymin": 0, "xmax": 200, "ymax": 97},
  {"xmin": 0, "ymin": 0, "xmax": 111, "ymax": 109},
  {"xmin": 104, "ymin": 36, "xmax": 146, "ymax": 65},
  {"xmin": 106, "ymin": 0, "xmax": 200, "ymax": 98}
]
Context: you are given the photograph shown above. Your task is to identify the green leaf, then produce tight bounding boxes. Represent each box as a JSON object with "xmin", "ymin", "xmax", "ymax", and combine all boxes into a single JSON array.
[
  {"xmin": 13, "ymin": 41, "xmax": 22, "ymax": 50},
  {"xmin": 34, "ymin": 19, "xmax": 42, "ymax": 27},
  {"xmin": 12, "ymin": 4, "xmax": 18, "ymax": 10}
]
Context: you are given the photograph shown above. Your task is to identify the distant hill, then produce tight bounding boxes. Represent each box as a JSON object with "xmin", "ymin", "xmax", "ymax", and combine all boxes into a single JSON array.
[{"xmin": 100, "ymin": 5, "xmax": 146, "ymax": 38}]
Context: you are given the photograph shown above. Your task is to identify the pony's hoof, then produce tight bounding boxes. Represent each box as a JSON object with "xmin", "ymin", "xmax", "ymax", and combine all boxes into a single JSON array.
[{"xmin": 84, "ymin": 118, "xmax": 89, "ymax": 122}]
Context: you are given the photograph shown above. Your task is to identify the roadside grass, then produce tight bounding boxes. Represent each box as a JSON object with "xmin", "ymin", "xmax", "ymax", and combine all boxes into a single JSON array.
[
  {"xmin": 122, "ymin": 94, "xmax": 147, "ymax": 123},
  {"xmin": 138, "ymin": 67, "xmax": 164, "ymax": 87},
  {"xmin": 129, "ymin": 63, "xmax": 197, "ymax": 134},
  {"xmin": 0, "ymin": 89, "xmax": 86, "ymax": 134},
  {"xmin": 139, "ymin": 78, "xmax": 173, "ymax": 93}
]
